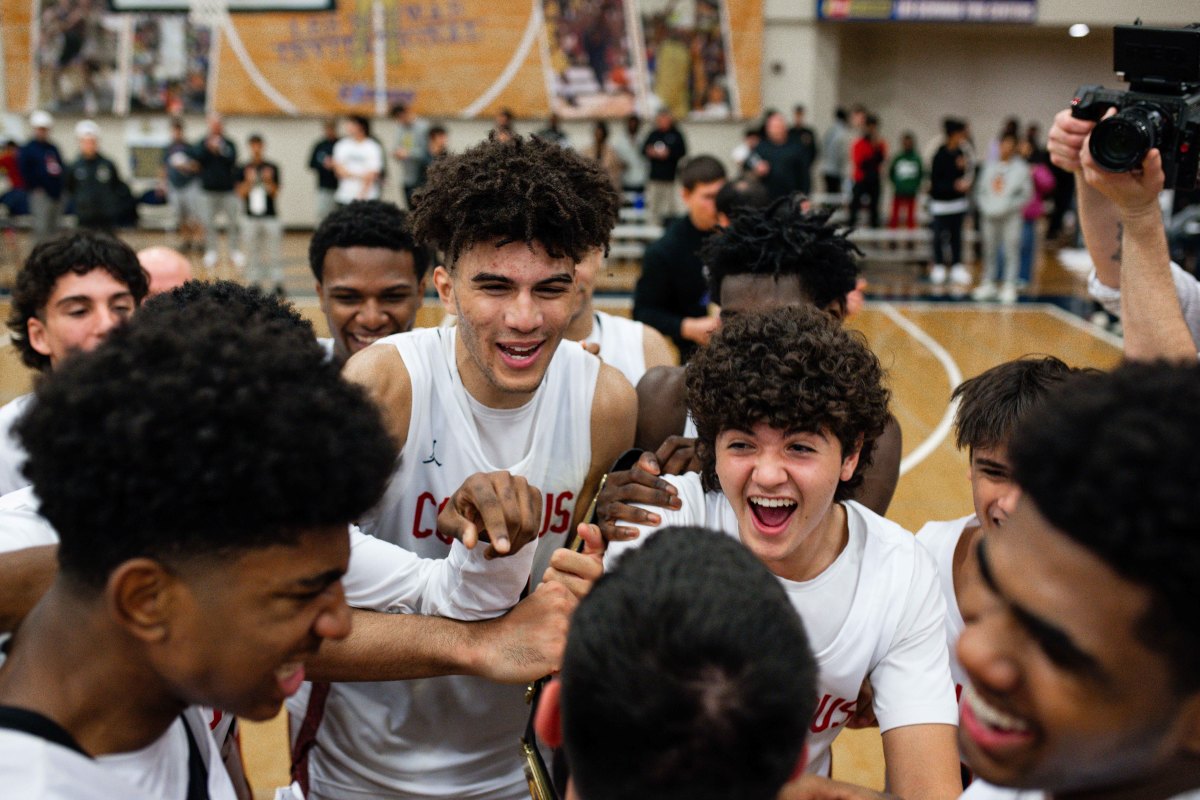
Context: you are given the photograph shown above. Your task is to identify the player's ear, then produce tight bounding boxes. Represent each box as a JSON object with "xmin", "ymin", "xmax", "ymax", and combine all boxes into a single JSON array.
[
  {"xmin": 840, "ymin": 434, "xmax": 864, "ymax": 482},
  {"xmin": 433, "ymin": 266, "xmax": 455, "ymax": 315},
  {"xmin": 1177, "ymin": 691, "xmax": 1200, "ymax": 757},
  {"xmin": 107, "ymin": 558, "xmax": 178, "ymax": 644},
  {"xmin": 534, "ymin": 678, "xmax": 564, "ymax": 749}
]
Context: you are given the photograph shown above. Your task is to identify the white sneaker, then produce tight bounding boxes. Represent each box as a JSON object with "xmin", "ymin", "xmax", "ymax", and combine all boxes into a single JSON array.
[
  {"xmin": 950, "ymin": 263, "xmax": 973, "ymax": 286},
  {"xmin": 203, "ymin": 250, "xmax": 219, "ymax": 269},
  {"xmin": 231, "ymin": 250, "xmax": 247, "ymax": 269},
  {"xmin": 929, "ymin": 265, "xmax": 948, "ymax": 285},
  {"xmin": 998, "ymin": 283, "xmax": 1019, "ymax": 304},
  {"xmin": 971, "ymin": 281, "xmax": 998, "ymax": 301}
]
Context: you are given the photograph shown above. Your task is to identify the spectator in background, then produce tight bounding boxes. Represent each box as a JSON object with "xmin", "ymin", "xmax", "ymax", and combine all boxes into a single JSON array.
[
  {"xmin": 0, "ymin": 140, "xmax": 28, "ymax": 216},
  {"xmin": 848, "ymin": 114, "xmax": 886, "ymax": 228},
  {"xmin": 732, "ymin": 125, "xmax": 763, "ymax": 176},
  {"xmin": 163, "ymin": 118, "xmax": 203, "ymax": 253},
  {"xmin": 137, "ymin": 246, "xmax": 192, "ymax": 297},
  {"xmin": 194, "ymin": 113, "xmax": 242, "ymax": 271},
  {"xmin": 588, "ymin": 120, "xmax": 625, "ymax": 191},
  {"xmin": 410, "ymin": 125, "xmax": 448, "ymax": 206},
  {"xmin": 888, "ymin": 131, "xmax": 923, "ymax": 229},
  {"xmin": 493, "ymin": 107, "xmax": 515, "ymax": 142},
  {"xmin": 308, "ymin": 118, "xmax": 339, "ymax": 223},
  {"xmin": 819, "ymin": 108, "xmax": 851, "ymax": 195},
  {"xmin": 18, "ymin": 110, "xmax": 64, "ymax": 244},
  {"xmin": 751, "ymin": 110, "xmax": 807, "ymax": 202},
  {"xmin": 929, "ymin": 118, "xmax": 973, "ymax": 287},
  {"xmin": 333, "ymin": 115, "xmax": 384, "ymax": 206},
  {"xmin": 611, "ymin": 113, "xmax": 647, "ymax": 197},
  {"xmin": 390, "ymin": 102, "xmax": 430, "ymax": 209},
  {"xmin": 237, "ymin": 134, "xmax": 282, "ymax": 295},
  {"xmin": 1018, "ymin": 138, "xmax": 1055, "ymax": 290},
  {"xmin": 535, "ymin": 113, "xmax": 571, "ymax": 147},
  {"xmin": 972, "ymin": 131, "xmax": 1031, "ymax": 304},
  {"xmin": 66, "ymin": 120, "xmax": 124, "ymax": 233},
  {"xmin": 788, "ymin": 104, "xmax": 818, "ymax": 194},
  {"xmin": 641, "ymin": 108, "xmax": 688, "ymax": 225},
  {"xmin": 633, "ymin": 155, "xmax": 725, "ymax": 362}
]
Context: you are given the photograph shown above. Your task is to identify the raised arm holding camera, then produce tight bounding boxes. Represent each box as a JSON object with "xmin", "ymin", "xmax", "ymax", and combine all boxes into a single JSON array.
[{"xmin": 1048, "ymin": 22, "xmax": 1200, "ymax": 362}]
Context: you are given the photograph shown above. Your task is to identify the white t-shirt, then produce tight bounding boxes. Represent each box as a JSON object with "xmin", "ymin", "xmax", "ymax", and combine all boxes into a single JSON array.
[
  {"xmin": 583, "ymin": 310, "xmax": 648, "ymax": 386},
  {"xmin": 961, "ymin": 781, "xmax": 1200, "ymax": 799},
  {"xmin": 0, "ymin": 393, "xmax": 33, "ymax": 496},
  {"xmin": 300, "ymin": 325, "xmax": 600, "ymax": 800},
  {"xmin": 916, "ymin": 514, "xmax": 974, "ymax": 701},
  {"xmin": 0, "ymin": 707, "xmax": 237, "ymax": 800},
  {"xmin": 332, "ymin": 137, "xmax": 384, "ymax": 204},
  {"xmin": 606, "ymin": 473, "xmax": 958, "ymax": 778}
]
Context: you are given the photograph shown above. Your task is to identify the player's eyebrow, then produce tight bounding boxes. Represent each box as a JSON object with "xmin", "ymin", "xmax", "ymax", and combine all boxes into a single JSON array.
[{"xmin": 976, "ymin": 538, "xmax": 1108, "ymax": 684}]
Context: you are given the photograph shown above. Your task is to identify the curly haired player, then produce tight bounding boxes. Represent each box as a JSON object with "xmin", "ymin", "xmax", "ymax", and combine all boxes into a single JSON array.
[
  {"xmin": 306, "ymin": 134, "xmax": 636, "ymax": 800},
  {"xmin": 607, "ymin": 305, "xmax": 962, "ymax": 799}
]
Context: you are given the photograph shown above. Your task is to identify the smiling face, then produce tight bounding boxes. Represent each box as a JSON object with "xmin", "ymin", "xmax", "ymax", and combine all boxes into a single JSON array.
[
  {"xmin": 434, "ymin": 240, "xmax": 576, "ymax": 409},
  {"xmin": 28, "ymin": 269, "xmax": 137, "ymax": 368},
  {"xmin": 968, "ymin": 444, "xmax": 1021, "ymax": 534},
  {"xmin": 956, "ymin": 499, "xmax": 1200, "ymax": 794},
  {"xmin": 318, "ymin": 246, "xmax": 425, "ymax": 364},
  {"xmin": 158, "ymin": 526, "xmax": 352, "ymax": 722},
  {"xmin": 714, "ymin": 422, "xmax": 859, "ymax": 580}
]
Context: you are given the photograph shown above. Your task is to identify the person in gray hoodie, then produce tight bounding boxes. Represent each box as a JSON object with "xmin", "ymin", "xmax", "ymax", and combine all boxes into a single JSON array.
[{"xmin": 972, "ymin": 131, "xmax": 1031, "ymax": 303}]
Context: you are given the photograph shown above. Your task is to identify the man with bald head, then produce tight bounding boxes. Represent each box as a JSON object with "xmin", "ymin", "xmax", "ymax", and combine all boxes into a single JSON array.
[{"xmin": 137, "ymin": 247, "xmax": 192, "ymax": 297}]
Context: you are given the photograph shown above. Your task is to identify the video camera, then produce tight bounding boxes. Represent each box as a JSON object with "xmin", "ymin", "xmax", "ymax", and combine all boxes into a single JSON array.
[{"xmin": 1071, "ymin": 22, "xmax": 1200, "ymax": 190}]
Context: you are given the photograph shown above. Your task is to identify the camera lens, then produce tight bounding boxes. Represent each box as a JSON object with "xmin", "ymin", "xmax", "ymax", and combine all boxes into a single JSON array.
[{"xmin": 1090, "ymin": 106, "xmax": 1164, "ymax": 172}]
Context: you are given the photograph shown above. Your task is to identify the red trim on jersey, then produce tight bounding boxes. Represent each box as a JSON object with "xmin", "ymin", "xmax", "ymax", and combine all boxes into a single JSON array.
[{"xmin": 290, "ymin": 681, "xmax": 331, "ymax": 796}]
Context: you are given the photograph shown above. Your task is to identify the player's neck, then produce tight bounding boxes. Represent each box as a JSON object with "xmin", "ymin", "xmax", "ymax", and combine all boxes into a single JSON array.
[
  {"xmin": 564, "ymin": 301, "xmax": 595, "ymax": 342},
  {"xmin": 768, "ymin": 501, "xmax": 849, "ymax": 583},
  {"xmin": 0, "ymin": 582, "xmax": 184, "ymax": 756},
  {"xmin": 1053, "ymin": 765, "xmax": 1200, "ymax": 800},
  {"xmin": 952, "ymin": 523, "xmax": 982, "ymax": 606}
]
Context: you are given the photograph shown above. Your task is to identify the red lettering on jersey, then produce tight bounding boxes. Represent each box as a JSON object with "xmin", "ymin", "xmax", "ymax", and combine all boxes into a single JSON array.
[
  {"xmin": 810, "ymin": 694, "xmax": 857, "ymax": 734},
  {"xmin": 412, "ymin": 493, "xmax": 451, "ymax": 542},
  {"xmin": 209, "ymin": 709, "xmax": 223, "ymax": 730},
  {"xmin": 955, "ymin": 683, "xmax": 963, "ymax": 703},
  {"xmin": 550, "ymin": 491, "xmax": 574, "ymax": 534}
]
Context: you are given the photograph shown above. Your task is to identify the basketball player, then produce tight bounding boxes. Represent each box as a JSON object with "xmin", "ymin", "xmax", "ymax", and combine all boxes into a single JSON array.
[
  {"xmin": 0, "ymin": 230, "xmax": 149, "ymax": 496},
  {"xmin": 606, "ymin": 306, "xmax": 962, "ymax": 798},
  {"xmin": 956, "ymin": 361, "xmax": 1200, "ymax": 799},
  {"xmin": 916, "ymin": 357, "xmax": 1087, "ymax": 707},
  {"xmin": 0, "ymin": 283, "xmax": 396, "ymax": 798},
  {"xmin": 535, "ymin": 526, "xmax": 819, "ymax": 800},
  {"xmin": 598, "ymin": 202, "xmax": 902, "ymax": 543},
  {"xmin": 297, "ymin": 135, "xmax": 637, "ymax": 800},
  {"xmin": 309, "ymin": 199, "xmax": 433, "ymax": 366}
]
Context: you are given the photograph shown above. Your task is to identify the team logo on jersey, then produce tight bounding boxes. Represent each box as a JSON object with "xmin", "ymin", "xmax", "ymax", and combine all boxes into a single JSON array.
[{"xmin": 422, "ymin": 439, "xmax": 442, "ymax": 467}]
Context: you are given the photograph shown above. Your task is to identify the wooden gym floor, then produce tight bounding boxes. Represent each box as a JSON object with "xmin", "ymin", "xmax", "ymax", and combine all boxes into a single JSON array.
[{"xmin": 0, "ymin": 230, "xmax": 1123, "ymax": 796}]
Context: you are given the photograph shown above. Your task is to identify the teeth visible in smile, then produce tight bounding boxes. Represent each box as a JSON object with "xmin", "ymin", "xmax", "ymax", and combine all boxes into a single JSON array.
[
  {"xmin": 500, "ymin": 344, "xmax": 538, "ymax": 356},
  {"xmin": 965, "ymin": 684, "xmax": 1031, "ymax": 732},
  {"xmin": 275, "ymin": 662, "xmax": 302, "ymax": 680},
  {"xmin": 750, "ymin": 497, "xmax": 797, "ymax": 509},
  {"xmin": 352, "ymin": 334, "xmax": 383, "ymax": 344}
]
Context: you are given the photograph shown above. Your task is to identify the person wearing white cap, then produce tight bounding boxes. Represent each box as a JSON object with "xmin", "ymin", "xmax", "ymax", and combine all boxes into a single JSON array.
[
  {"xmin": 66, "ymin": 120, "xmax": 124, "ymax": 232},
  {"xmin": 17, "ymin": 111, "xmax": 64, "ymax": 243}
]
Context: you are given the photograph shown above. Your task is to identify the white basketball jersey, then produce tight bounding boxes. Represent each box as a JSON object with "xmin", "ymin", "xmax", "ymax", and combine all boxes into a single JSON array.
[
  {"xmin": 916, "ymin": 515, "xmax": 974, "ymax": 702},
  {"xmin": 583, "ymin": 310, "xmax": 647, "ymax": 386},
  {"xmin": 963, "ymin": 783, "xmax": 1197, "ymax": 800},
  {"xmin": 607, "ymin": 474, "xmax": 958, "ymax": 779},
  {"xmin": 299, "ymin": 325, "xmax": 599, "ymax": 800},
  {"xmin": 0, "ymin": 393, "xmax": 33, "ymax": 496}
]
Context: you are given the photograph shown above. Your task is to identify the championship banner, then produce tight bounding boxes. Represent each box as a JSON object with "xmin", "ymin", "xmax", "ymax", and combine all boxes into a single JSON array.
[
  {"xmin": 5, "ymin": 0, "xmax": 763, "ymax": 120},
  {"xmin": 818, "ymin": 0, "xmax": 1036, "ymax": 22}
]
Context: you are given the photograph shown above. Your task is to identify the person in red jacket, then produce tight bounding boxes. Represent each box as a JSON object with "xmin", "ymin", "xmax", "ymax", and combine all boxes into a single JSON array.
[{"xmin": 849, "ymin": 115, "xmax": 887, "ymax": 229}]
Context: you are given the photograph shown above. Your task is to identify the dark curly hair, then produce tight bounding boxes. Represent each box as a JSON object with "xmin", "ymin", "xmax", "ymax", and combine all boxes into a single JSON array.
[
  {"xmin": 1010, "ymin": 361, "xmax": 1200, "ymax": 694},
  {"xmin": 953, "ymin": 355, "xmax": 1094, "ymax": 454},
  {"xmin": 410, "ymin": 133, "xmax": 617, "ymax": 266},
  {"xmin": 308, "ymin": 199, "xmax": 433, "ymax": 283},
  {"xmin": 563, "ymin": 526, "xmax": 816, "ymax": 800},
  {"xmin": 16, "ymin": 281, "xmax": 397, "ymax": 590},
  {"xmin": 686, "ymin": 305, "xmax": 890, "ymax": 501},
  {"xmin": 8, "ymin": 230, "xmax": 149, "ymax": 372},
  {"xmin": 702, "ymin": 197, "xmax": 860, "ymax": 316}
]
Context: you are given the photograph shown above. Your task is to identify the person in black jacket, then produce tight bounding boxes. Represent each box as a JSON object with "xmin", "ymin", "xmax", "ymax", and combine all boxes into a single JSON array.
[
  {"xmin": 641, "ymin": 109, "xmax": 688, "ymax": 226},
  {"xmin": 65, "ymin": 120, "xmax": 122, "ymax": 233},
  {"xmin": 308, "ymin": 118, "xmax": 339, "ymax": 223},
  {"xmin": 928, "ymin": 118, "xmax": 973, "ymax": 287},
  {"xmin": 633, "ymin": 155, "xmax": 725, "ymax": 362},
  {"xmin": 194, "ymin": 114, "xmax": 242, "ymax": 271},
  {"xmin": 18, "ymin": 111, "xmax": 64, "ymax": 244}
]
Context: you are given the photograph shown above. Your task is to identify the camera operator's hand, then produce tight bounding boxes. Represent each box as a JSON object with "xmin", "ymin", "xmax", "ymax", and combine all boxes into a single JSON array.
[
  {"xmin": 1080, "ymin": 140, "xmax": 1165, "ymax": 217},
  {"xmin": 1047, "ymin": 107, "xmax": 1096, "ymax": 173}
]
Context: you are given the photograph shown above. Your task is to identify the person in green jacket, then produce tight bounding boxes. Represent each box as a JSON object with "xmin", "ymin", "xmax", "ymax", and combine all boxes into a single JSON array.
[{"xmin": 889, "ymin": 131, "xmax": 924, "ymax": 229}]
